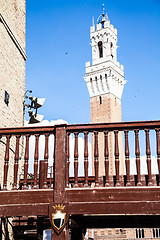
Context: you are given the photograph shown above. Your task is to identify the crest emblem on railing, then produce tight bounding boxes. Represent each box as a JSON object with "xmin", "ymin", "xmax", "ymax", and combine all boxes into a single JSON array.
[{"xmin": 49, "ymin": 204, "xmax": 69, "ymax": 235}]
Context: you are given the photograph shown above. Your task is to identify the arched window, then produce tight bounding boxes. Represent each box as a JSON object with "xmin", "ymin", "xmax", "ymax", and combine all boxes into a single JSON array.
[
  {"xmin": 99, "ymin": 96, "xmax": 102, "ymax": 105},
  {"xmin": 110, "ymin": 42, "xmax": 113, "ymax": 58},
  {"xmin": 98, "ymin": 41, "xmax": 103, "ymax": 58}
]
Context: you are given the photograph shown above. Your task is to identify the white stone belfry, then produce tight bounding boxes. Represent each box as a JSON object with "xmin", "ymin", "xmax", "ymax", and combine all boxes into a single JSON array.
[{"xmin": 84, "ymin": 10, "xmax": 126, "ymax": 100}]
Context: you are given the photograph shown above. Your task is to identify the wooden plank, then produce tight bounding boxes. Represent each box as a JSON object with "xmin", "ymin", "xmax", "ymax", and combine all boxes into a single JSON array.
[
  {"xmin": 1, "ymin": 187, "xmax": 160, "ymax": 216},
  {"xmin": 66, "ymin": 187, "xmax": 160, "ymax": 214},
  {"xmin": 0, "ymin": 190, "xmax": 53, "ymax": 205},
  {"xmin": 68, "ymin": 201, "xmax": 160, "ymax": 215},
  {"xmin": 53, "ymin": 126, "xmax": 66, "ymax": 203},
  {"xmin": 0, "ymin": 204, "xmax": 49, "ymax": 217},
  {"xmin": 66, "ymin": 188, "xmax": 160, "ymax": 203}
]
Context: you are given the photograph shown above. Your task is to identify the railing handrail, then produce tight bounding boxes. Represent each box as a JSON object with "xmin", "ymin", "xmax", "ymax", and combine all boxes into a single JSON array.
[
  {"xmin": 66, "ymin": 120, "xmax": 160, "ymax": 132},
  {"xmin": 1, "ymin": 120, "xmax": 160, "ymax": 135},
  {"xmin": 0, "ymin": 126, "xmax": 55, "ymax": 135}
]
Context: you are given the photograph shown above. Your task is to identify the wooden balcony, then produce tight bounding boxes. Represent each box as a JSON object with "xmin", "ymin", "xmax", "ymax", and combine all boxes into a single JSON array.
[{"xmin": 1, "ymin": 121, "xmax": 160, "ymax": 238}]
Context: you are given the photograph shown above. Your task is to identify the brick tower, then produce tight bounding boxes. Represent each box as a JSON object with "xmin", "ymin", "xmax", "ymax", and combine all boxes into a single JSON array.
[{"xmin": 84, "ymin": 6, "xmax": 126, "ymax": 176}]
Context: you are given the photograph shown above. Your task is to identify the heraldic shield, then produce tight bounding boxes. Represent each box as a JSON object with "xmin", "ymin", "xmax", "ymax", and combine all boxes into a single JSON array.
[{"xmin": 49, "ymin": 203, "xmax": 69, "ymax": 235}]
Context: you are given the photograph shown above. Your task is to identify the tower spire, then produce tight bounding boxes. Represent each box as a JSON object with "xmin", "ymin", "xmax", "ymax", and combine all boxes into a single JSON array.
[{"xmin": 97, "ymin": 4, "xmax": 108, "ymax": 25}]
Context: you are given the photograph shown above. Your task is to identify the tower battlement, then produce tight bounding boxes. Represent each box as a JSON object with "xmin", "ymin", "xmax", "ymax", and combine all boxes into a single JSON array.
[{"xmin": 90, "ymin": 20, "xmax": 117, "ymax": 35}]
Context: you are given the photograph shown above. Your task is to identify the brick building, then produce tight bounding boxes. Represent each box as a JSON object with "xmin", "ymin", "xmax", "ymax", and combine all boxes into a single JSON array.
[
  {"xmin": 0, "ymin": 1, "xmax": 26, "ymax": 238},
  {"xmin": 0, "ymin": 0, "xmax": 26, "ymax": 188}
]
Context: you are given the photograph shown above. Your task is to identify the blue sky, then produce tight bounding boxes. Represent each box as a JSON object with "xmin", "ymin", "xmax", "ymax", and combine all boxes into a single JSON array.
[{"xmin": 26, "ymin": 0, "xmax": 160, "ymax": 124}]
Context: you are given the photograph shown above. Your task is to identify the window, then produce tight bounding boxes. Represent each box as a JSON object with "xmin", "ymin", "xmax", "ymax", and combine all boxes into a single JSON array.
[
  {"xmin": 4, "ymin": 90, "xmax": 10, "ymax": 106},
  {"xmin": 90, "ymin": 78, "xmax": 94, "ymax": 95},
  {"xmin": 98, "ymin": 41, "xmax": 103, "ymax": 58},
  {"xmin": 136, "ymin": 229, "xmax": 144, "ymax": 238},
  {"xmin": 99, "ymin": 96, "xmax": 102, "ymax": 105},
  {"xmin": 110, "ymin": 42, "xmax": 113, "ymax": 58},
  {"xmin": 153, "ymin": 229, "xmax": 160, "ymax": 238}
]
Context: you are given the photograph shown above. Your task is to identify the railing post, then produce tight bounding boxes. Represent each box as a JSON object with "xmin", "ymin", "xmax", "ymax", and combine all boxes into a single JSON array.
[
  {"xmin": 53, "ymin": 125, "xmax": 67, "ymax": 203},
  {"xmin": 13, "ymin": 135, "xmax": 21, "ymax": 190},
  {"xmin": 135, "ymin": 130, "xmax": 142, "ymax": 186},
  {"xmin": 3, "ymin": 135, "xmax": 11, "ymax": 190},
  {"xmin": 145, "ymin": 129, "xmax": 153, "ymax": 186},
  {"xmin": 33, "ymin": 134, "xmax": 40, "ymax": 189},
  {"xmin": 23, "ymin": 134, "xmax": 30, "ymax": 190},
  {"xmin": 74, "ymin": 132, "xmax": 79, "ymax": 188},
  {"xmin": 39, "ymin": 160, "xmax": 45, "ymax": 189},
  {"xmin": 114, "ymin": 130, "xmax": 120, "ymax": 186},
  {"xmin": 104, "ymin": 131, "xmax": 109, "ymax": 187},
  {"xmin": 156, "ymin": 129, "xmax": 160, "ymax": 185},
  {"xmin": 84, "ymin": 132, "xmax": 89, "ymax": 187},
  {"xmin": 66, "ymin": 132, "xmax": 70, "ymax": 188},
  {"xmin": 124, "ymin": 130, "xmax": 131, "ymax": 186},
  {"xmin": 94, "ymin": 131, "xmax": 99, "ymax": 187},
  {"xmin": 43, "ymin": 133, "xmax": 49, "ymax": 189}
]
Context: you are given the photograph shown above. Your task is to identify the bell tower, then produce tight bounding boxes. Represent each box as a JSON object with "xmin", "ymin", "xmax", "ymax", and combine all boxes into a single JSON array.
[{"xmin": 84, "ymin": 6, "xmax": 126, "ymax": 176}]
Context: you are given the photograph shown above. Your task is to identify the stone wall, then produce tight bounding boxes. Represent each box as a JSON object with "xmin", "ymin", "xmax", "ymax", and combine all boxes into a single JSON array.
[
  {"xmin": 0, "ymin": 1, "xmax": 26, "ymax": 239},
  {"xmin": 0, "ymin": 0, "xmax": 26, "ymax": 188}
]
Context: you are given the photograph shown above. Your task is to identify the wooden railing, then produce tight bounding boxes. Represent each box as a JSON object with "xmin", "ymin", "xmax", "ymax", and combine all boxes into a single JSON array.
[
  {"xmin": 0, "ymin": 126, "xmax": 55, "ymax": 190},
  {"xmin": 1, "ymin": 120, "xmax": 160, "ymax": 191},
  {"xmin": 66, "ymin": 120, "xmax": 160, "ymax": 187}
]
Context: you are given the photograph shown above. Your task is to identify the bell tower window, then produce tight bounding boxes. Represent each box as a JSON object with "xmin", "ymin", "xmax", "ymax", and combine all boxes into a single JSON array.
[
  {"xmin": 98, "ymin": 41, "xmax": 103, "ymax": 58},
  {"xmin": 110, "ymin": 42, "xmax": 113, "ymax": 58}
]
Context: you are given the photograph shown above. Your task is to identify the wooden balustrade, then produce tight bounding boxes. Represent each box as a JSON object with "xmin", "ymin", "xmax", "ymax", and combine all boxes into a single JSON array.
[
  {"xmin": 1, "ymin": 121, "xmax": 160, "ymax": 191},
  {"xmin": 0, "ymin": 126, "xmax": 55, "ymax": 190},
  {"xmin": 66, "ymin": 121, "xmax": 160, "ymax": 188}
]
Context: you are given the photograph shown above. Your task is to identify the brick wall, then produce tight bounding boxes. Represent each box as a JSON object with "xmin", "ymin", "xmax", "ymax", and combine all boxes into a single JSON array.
[
  {"xmin": 91, "ymin": 93, "xmax": 124, "ymax": 176},
  {"xmin": 0, "ymin": 0, "xmax": 26, "ymax": 189}
]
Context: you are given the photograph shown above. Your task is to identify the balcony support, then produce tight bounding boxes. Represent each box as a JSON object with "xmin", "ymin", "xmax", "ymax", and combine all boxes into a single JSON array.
[{"xmin": 52, "ymin": 125, "xmax": 68, "ymax": 239}]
